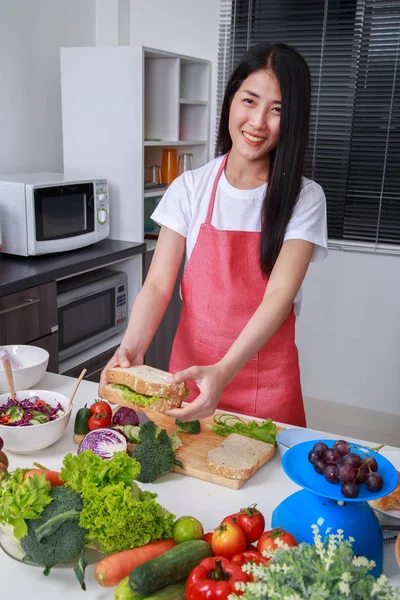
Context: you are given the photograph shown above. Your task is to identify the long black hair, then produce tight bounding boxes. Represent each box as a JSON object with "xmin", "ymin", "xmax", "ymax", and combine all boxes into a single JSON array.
[{"xmin": 217, "ymin": 42, "xmax": 311, "ymax": 277}]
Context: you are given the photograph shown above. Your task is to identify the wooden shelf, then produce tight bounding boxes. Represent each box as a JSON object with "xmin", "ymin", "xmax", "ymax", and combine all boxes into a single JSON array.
[{"xmin": 144, "ymin": 140, "xmax": 207, "ymax": 147}]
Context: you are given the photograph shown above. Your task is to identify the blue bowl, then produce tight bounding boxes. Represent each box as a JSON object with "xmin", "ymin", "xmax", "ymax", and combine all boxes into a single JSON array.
[
  {"xmin": 276, "ymin": 427, "xmax": 322, "ymax": 457},
  {"xmin": 282, "ymin": 439, "xmax": 398, "ymax": 502}
]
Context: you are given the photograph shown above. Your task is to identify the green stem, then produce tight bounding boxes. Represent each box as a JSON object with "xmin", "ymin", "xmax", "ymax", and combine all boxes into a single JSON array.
[{"xmin": 33, "ymin": 462, "xmax": 49, "ymax": 470}]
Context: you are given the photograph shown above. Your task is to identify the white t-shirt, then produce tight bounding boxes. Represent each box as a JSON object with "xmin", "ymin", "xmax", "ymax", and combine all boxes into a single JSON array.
[{"xmin": 152, "ymin": 155, "xmax": 327, "ymax": 316}]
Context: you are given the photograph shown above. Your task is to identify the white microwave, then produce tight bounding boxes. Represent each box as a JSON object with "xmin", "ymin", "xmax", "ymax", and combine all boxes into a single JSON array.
[{"xmin": 0, "ymin": 172, "xmax": 109, "ymax": 256}]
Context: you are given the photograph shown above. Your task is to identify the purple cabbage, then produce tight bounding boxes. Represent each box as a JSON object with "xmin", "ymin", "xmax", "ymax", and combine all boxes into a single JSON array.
[
  {"xmin": 112, "ymin": 406, "xmax": 139, "ymax": 427},
  {"xmin": 0, "ymin": 396, "xmax": 64, "ymax": 427},
  {"xmin": 77, "ymin": 428, "xmax": 127, "ymax": 459}
]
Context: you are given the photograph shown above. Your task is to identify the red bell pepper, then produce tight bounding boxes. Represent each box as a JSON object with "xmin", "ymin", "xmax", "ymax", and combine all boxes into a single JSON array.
[
  {"xmin": 231, "ymin": 550, "xmax": 270, "ymax": 568},
  {"xmin": 186, "ymin": 556, "xmax": 250, "ymax": 600}
]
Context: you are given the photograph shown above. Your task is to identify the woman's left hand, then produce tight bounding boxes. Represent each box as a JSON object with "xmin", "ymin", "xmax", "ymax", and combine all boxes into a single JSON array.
[{"xmin": 164, "ymin": 364, "xmax": 228, "ymax": 421}]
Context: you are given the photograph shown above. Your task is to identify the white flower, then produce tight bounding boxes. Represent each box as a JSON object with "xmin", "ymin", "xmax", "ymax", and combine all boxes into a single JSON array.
[
  {"xmin": 338, "ymin": 580, "xmax": 351, "ymax": 596},
  {"xmin": 352, "ymin": 555, "xmax": 375, "ymax": 569},
  {"xmin": 283, "ymin": 594, "xmax": 304, "ymax": 600},
  {"xmin": 340, "ymin": 572, "xmax": 352, "ymax": 584},
  {"xmin": 371, "ymin": 574, "xmax": 390, "ymax": 596}
]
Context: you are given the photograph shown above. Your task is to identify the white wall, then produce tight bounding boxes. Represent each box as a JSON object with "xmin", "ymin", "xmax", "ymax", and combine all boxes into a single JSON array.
[
  {"xmin": 0, "ymin": 0, "xmax": 95, "ymax": 174},
  {"xmin": 129, "ymin": 0, "xmax": 220, "ymax": 155},
  {"xmin": 298, "ymin": 249, "xmax": 400, "ymax": 415}
]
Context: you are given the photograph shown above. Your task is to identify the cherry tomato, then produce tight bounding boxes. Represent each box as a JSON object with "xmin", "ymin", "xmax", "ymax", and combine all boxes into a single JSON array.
[
  {"xmin": 257, "ymin": 528, "xmax": 298, "ymax": 554},
  {"xmin": 231, "ymin": 550, "xmax": 270, "ymax": 567},
  {"xmin": 203, "ymin": 532, "xmax": 213, "ymax": 545},
  {"xmin": 211, "ymin": 522, "xmax": 247, "ymax": 559},
  {"xmin": 222, "ymin": 512, "xmax": 239, "ymax": 526},
  {"xmin": 90, "ymin": 401, "xmax": 112, "ymax": 419},
  {"xmin": 237, "ymin": 504, "xmax": 265, "ymax": 543},
  {"xmin": 0, "ymin": 415, "xmax": 11, "ymax": 425},
  {"xmin": 88, "ymin": 414, "xmax": 112, "ymax": 430},
  {"xmin": 34, "ymin": 399, "xmax": 50, "ymax": 409}
]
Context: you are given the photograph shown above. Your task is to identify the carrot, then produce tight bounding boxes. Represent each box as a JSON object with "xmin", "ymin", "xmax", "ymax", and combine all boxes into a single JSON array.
[
  {"xmin": 95, "ymin": 538, "xmax": 177, "ymax": 587},
  {"xmin": 23, "ymin": 468, "xmax": 64, "ymax": 487}
]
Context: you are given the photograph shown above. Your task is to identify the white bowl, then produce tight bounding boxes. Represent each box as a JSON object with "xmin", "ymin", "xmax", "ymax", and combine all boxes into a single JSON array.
[
  {"xmin": 276, "ymin": 427, "xmax": 321, "ymax": 458},
  {"xmin": 0, "ymin": 345, "xmax": 49, "ymax": 392},
  {"xmin": 0, "ymin": 390, "xmax": 71, "ymax": 454}
]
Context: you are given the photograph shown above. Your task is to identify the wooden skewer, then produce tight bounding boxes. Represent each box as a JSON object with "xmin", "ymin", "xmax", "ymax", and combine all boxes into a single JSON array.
[
  {"xmin": 395, "ymin": 533, "xmax": 400, "ymax": 568},
  {"xmin": 66, "ymin": 368, "xmax": 87, "ymax": 413},
  {"xmin": 2, "ymin": 357, "xmax": 15, "ymax": 399}
]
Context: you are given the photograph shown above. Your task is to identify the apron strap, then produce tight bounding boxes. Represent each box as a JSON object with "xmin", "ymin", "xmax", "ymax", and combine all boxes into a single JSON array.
[{"xmin": 205, "ymin": 153, "xmax": 229, "ymax": 225}]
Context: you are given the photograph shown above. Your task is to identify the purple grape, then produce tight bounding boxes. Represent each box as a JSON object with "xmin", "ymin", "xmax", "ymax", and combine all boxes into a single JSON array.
[
  {"xmin": 324, "ymin": 464, "xmax": 339, "ymax": 483},
  {"xmin": 342, "ymin": 481, "xmax": 360, "ymax": 498},
  {"xmin": 308, "ymin": 449, "xmax": 318, "ymax": 464},
  {"xmin": 334, "ymin": 439, "xmax": 350, "ymax": 457},
  {"xmin": 324, "ymin": 448, "xmax": 341, "ymax": 465},
  {"xmin": 355, "ymin": 464, "xmax": 368, "ymax": 484},
  {"xmin": 0, "ymin": 437, "xmax": 3, "ymax": 451},
  {"xmin": 365, "ymin": 472, "xmax": 383, "ymax": 492},
  {"xmin": 338, "ymin": 463, "xmax": 356, "ymax": 483},
  {"xmin": 364, "ymin": 457, "xmax": 378, "ymax": 473},
  {"xmin": 314, "ymin": 458, "xmax": 327, "ymax": 474},
  {"xmin": 313, "ymin": 442, "xmax": 328, "ymax": 458},
  {"xmin": 343, "ymin": 453, "xmax": 363, "ymax": 469}
]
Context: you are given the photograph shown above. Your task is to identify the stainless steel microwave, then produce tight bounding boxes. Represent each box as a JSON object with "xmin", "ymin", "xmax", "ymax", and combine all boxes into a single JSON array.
[
  {"xmin": 0, "ymin": 172, "xmax": 109, "ymax": 256},
  {"xmin": 57, "ymin": 268, "xmax": 127, "ymax": 361}
]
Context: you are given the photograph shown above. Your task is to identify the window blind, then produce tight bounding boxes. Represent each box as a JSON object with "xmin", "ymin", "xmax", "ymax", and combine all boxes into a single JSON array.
[{"xmin": 217, "ymin": 0, "xmax": 400, "ymax": 252}]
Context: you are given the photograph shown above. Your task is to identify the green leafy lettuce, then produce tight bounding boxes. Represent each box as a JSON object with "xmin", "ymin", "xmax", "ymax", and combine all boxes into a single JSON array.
[
  {"xmin": 210, "ymin": 418, "xmax": 277, "ymax": 445},
  {"xmin": 0, "ymin": 469, "xmax": 53, "ymax": 539},
  {"xmin": 60, "ymin": 451, "xmax": 175, "ymax": 554}
]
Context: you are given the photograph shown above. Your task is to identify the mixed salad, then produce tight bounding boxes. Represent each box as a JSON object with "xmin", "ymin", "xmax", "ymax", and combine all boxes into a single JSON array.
[{"xmin": 0, "ymin": 397, "xmax": 65, "ymax": 426}]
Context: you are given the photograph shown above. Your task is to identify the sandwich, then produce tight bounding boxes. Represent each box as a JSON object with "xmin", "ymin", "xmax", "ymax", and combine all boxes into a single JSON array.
[
  {"xmin": 101, "ymin": 365, "xmax": 186, "ymax": 412},
  {"xmin": 207, "ymin": 433, "xmax": 276, "ymax": 480}
]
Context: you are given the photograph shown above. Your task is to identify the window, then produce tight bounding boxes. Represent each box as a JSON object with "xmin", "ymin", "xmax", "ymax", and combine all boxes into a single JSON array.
[{"xmin": 217, "ymin": 0, "xmax": 400, "ymax": 253}]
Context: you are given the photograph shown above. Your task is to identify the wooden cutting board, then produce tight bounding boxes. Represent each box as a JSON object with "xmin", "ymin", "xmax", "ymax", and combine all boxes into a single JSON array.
[{"xmin": 74, "ymin": 411, "xmax": 282, "ymax": 490}]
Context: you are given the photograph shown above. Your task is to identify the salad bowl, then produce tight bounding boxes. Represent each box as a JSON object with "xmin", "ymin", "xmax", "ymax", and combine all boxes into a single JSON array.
[{"xmin": 0, "ymin": 390, "xmax": 71, "ymax": 453}]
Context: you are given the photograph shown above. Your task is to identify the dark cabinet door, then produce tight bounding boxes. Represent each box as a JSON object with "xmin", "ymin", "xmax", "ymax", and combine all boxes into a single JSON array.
[
  {"xmin": 27, "ymin": 332, "xmax": 59, "ymax": 373},
  {"xmin": 143, "ymin": 249, "xmax": 183, "ymax": 371}
]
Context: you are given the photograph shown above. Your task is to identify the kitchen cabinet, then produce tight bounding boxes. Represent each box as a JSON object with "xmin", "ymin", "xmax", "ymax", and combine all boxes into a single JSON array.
[
  {"xmin": 0, "ymin": 282, "xmax": 59, "ymax": 372},
  {"xmin": 142, "ymin": 249, "xmax": 184, "ymax": 371},
  {"xmin": 60, "ymin": 45, "xmax": 211, "ymax": 244}
]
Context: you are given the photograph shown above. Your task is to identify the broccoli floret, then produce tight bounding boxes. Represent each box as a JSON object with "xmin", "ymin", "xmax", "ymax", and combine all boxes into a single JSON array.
[
  {"xmin": 175, "ymin": 418, "xmax": 201, "ymax": 434},
  {"xmin": 132, "ymin": 420, "xmax": 179, "ymax": 483},
  {"xmin": 20, "ymin": 486, "xmax": 85, "ymax": 571}
]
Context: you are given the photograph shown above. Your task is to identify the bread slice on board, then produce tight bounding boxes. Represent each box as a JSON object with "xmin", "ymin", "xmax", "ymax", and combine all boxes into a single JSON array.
[
  {"xmin": 105, "ymin": 365, "xmax": 186, "ymax": 398},
  {"xmin": 101, "ymin": 383, "xmax": 183, "ymax": 412},
  {"xmin": 207, "ymin": 433, "xmax": 276, "ymax": 480}
]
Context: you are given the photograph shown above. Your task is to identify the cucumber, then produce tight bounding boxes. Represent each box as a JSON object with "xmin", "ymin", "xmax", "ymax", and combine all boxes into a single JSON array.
[
  {"xmin": 114, "ymin": 576, "xmax": 144, "ymax": 600},
  {"xmin": 129, "ymin": 540, "xmax": 212, "ymax": 596},
  {"xmin": 74, "ymin": 406, "xmax": 91, "ymax": 435},
  {"xmin": 147, "ymin": 582, "xmax": 186, "ymax": 600}
]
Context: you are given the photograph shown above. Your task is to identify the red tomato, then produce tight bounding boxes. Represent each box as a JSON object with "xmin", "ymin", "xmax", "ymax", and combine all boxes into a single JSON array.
[
  {"xmin": 90, "ymin": 401, "xmax": 112, "ymax": 419},
  {"xmin": 257, "ymin": 528, "xmax": 298, "ymax": 554},
  {"xmin": 222, "ymin": 512, "xmax": 239, "ymax": 526},
  {"xmin": 88, "ymin": 414, "xmax": 111, "ymax": 430},
  {"xmin": 211, "ymin": 522, "xmax": 247, "ymax": 559},
  {"xmin": 203, "ymin": 532, "xmax": 213, "ymax": 545},
  {"xmin": 231, "ymin": 550, "xmax": 270, "ymax": 567},
  {"xmin": 34, "ymin": 399, "xmax": 50, "ymax": 408},
  {"xmin": 237, "ymin": 505, "xmax": 265, "ymax": 543}
]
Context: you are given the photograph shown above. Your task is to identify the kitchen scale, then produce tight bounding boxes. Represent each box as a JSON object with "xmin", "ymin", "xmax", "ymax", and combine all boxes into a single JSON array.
[{"xmin": 271, "ymin": 439, "xmax": 398, "ymax": 577}]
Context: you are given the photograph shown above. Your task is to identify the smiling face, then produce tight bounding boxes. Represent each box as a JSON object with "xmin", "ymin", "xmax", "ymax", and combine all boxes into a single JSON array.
[{"xmin": 228, "ymin": 69, "xmax": 282, "ymax": 167}]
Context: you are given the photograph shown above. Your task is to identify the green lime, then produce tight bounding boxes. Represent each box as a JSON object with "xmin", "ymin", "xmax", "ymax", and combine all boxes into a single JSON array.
[{"xmin": 172, "ymin": 516, "xmax": 204, "ymax": 544}]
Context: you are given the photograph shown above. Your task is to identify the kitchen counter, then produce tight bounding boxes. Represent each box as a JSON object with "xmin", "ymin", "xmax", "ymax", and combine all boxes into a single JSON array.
[
  {"xmin": 2, "ymin": 372, "xmax": 400, "ymax": 599},
  {"xmin": 0, "ymin": 239, "xmax": 146, "ymax": 297}
]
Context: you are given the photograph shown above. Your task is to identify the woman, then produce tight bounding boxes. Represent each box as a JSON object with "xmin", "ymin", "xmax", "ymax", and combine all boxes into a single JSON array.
[{"xmin": 99, "ymin": 42, "xmax": 327, "ymax": 426}]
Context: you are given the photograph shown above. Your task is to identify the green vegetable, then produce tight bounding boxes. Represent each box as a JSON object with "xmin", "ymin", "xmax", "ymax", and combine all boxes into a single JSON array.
[
  {"xmin": 129, "ymin": 540, "xmax": 213, "ymax": 596},
  {"xmin": 115, "ymin": 576, "xmax": 144, "ymax": 600},
  {"xmin": 111, "ymin": 384, "xmax": 162, "ymax": 406},
  {"xmin": 74, "ymin": 547, "xmax": 89, "ymax": 591},
  {"xmin": 113, "ymin": 424, "xmax": 141, "ymax": 443},
  {"xmin": 60, "ymin": 449, "xmax": 175, "ymax": 554},
  {"xmin": 60, "ymin": 449, "xmax": 141, "ymax": 492},
  {"xmin": 233, "ymin": 525, "xmax": 398, "ymax": 600},
  {"xmin": 175, "ymin": 419, "xmax": 200, "ymax": 434},
  {"xmin": 132, "ymin": 421, "xmax": 180, "ymax": 483},
  {"xmin": 20, "ymin": 486, "xmax": 85, "ymax": 572},
  {"xmin": 210, "ymin": 416, "xmax": 277, "ymax": 445},
  {"xmin": 5, "ymin": 406, "xmax": 24, "ymax": 423},
  {"xmin": 35, "ymin": 509, "xmax": 81, "ymax": 542},
  {"xmin": 74, "ymin": 405, "xmax": 91, "ymax": 435},
  {"xmin": 0, "ymin": 469, "xmax": 52, "ymax": 539}
]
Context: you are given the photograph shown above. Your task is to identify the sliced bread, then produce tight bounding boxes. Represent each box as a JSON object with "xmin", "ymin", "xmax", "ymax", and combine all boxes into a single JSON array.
[
  {"xmin": 105, "ymin": 365, "xmax": 186, "ymax": 398},
  {"xmin": 100, "ymin": 383, "xmax": 183, "ymax": 412},
  {"xmin": 207, "ymin": 433, "xmax": 276, "ymax": 480}
]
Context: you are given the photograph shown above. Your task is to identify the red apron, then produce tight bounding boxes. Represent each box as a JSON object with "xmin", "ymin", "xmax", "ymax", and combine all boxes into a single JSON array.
[{"xmin": 169, "ymin": 154, "xmax": 306, "ymax": 427}]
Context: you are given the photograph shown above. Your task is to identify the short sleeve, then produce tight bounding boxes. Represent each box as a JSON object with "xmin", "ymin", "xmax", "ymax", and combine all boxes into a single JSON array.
[
  {"xmin": 284, "ymin": 179, "xmax": 328, "ymax": 261},
  {"xmin": 151, "ymin": 173, "xmax": 192, "ymax": 238}
]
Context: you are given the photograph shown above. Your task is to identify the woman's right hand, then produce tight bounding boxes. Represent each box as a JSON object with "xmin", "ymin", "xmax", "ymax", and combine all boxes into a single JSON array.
[{"xmin": 98, "ymin": 344, "xmax": 144, "ymax": 396}]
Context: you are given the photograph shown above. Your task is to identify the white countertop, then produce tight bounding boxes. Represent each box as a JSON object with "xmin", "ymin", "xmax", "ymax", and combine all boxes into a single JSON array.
[{"xmin": 2, "ymin": 372, "xmax": 400, "ymax": 599}]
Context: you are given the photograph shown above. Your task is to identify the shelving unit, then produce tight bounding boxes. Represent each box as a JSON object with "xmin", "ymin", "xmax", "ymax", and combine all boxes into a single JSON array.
[{"xmin": 60, "ymin": 45, "xmax": 211, "ymax": 245}]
